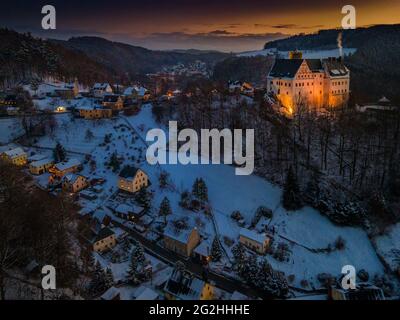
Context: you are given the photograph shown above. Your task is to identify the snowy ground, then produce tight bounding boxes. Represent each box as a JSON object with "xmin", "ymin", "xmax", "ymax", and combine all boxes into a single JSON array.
[
  {"xmin": 124, "ymin": 104, "xmax": 386, "ymax": 288},
  {"xmin": 6, "ymin": 101, "xmax": 388, "ymax": 292},
  {"xmin": 238, "ymin": 48, "xmax": 357, "ymax": 59},
  {"xmin": 374, "ymin": 223, "xmax": 400, "ymax": 273},
  {"xmin": 0, "ymin": 117, "xmax": 23, "ymax": 143}
]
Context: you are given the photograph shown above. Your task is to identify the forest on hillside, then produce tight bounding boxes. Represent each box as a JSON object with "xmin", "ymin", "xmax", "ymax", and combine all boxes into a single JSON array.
[{"xmin": 0, "ymin": 29, "xmax": 116, "ymax": 87}]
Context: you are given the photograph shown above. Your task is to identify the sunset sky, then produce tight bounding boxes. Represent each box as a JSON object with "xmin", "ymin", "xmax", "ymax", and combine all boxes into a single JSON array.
[{"xmin": 2, "ymin": 0, "xmax": 400, "ymax": 51}]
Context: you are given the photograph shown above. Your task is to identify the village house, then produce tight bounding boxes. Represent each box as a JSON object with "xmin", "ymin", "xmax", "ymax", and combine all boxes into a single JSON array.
[
  {"xmin": 102, "ymin": 95, "xmax": 124, "ymax": 111},
  {"xmin": 164, "ymin": 269, "xmax": 214, "ymax": 300},
  {"xmin": 228, "ymin": 80, "xmax": 242, "ymax": 93},
  {"xmin": 101, "ymin": 287, "xmax": 121, "ymax": 301},
  {"xmin": 29, "ymin": 158, "xmax": 54, "ymax": 175},
  {"xmin": 1, "ymin": 147, "xmax": 27, "ymax": 166},
  {"xmin": 330, "ymin": 284, "xmax": 385, "ymax": 301},
  {"xmin": 239, "ymin": 228, "xmax": 270, "ymax": 254},
  {"xmin": 193, "ymin": 241, "xmax": 211, "ymax": 265},
  {"xmin": 62, "ymin": 174, "xmax": 88, "ymax": 193},
  {"xmin": 267, "ymin": 53, "xmax": 350, "ymax": 114},
  {"xmin": 134, "ymin": 286, "xmax": 160, "ymax": 300},
  {"xmin": 92, "ymin": 227, "xmax": 117, "ymax": 253},
  {"xmin": 28, "ymin": 153, "xmax": 49, "ymax": 163},
  {"xmin": 163, "ymin": 224, "xmax": 201, "ymax": 257},
  {"xmin": 241, "ymin": 82, "xmax": 254, "ymax": 96},
  {"xmin": 118, "ymin": 166, "xmax": 149, "ymax": 194},
  {"xmin": 123, "ymin": 86, "xmax": 150, "ymax": 101},
  {"xmin": 356, "ymin": 96, "xmax": 398, "ymax": 114},
  {"xmin": 0, "ymin": 93, "xmax": 17, "ymax": 107},
  {"xmin": 49, "ymin": 158, "xmax": 82, "ymax": 179},
  {"xmin": 114, "ymin": 203, "xmax": 145, "ymax": 222},
  {"xmin": 77, "ymin": 105, "xmax": 113, "ymax": 119},
  {"xmin": 92, "ymin": 83, "xmax": 113, "ymax": 98}
]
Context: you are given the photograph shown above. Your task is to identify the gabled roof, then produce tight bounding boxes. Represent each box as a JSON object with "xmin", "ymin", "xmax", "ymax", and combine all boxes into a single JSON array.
[
  {"xmin": 93, "ymin": 83, "xmax": 110, "ymax": 90},
  {"xmin": 94, "ymin": 227, "xmax": 115, "ymax": 242},
  {"xmin": 135, "ymin": 286, "xmax": 159, "ymax": 300},
  {"xmin": 164, "ymin": 269, "xmax": 205, "ymax": 300},
  {"xmin": 239, "ymin": 228, "xmax": 268, "ymax": 244},
  {"xmin": 164, "ymin": 224, "xmax": 196, "ymax": 244},
  {"xmin": 269, "ymin": 59, "xmax": 324, "ymax": 78},
  {"xmin": 54, "ymin": 158, "xmax": 81, "ymax": 171},
  {"xmin": 268, "ymin": 59, "xmax": 303, "ymax": 78},
  {"xmin": 323, "ymin": 59, "xmax": 349, "ymax": 77},
  {"xmin": 119, "ymin": 166, "xmax": 140, "ymax": 179},
  {"xmin": 305, "ymin": 59, "xmax": 323, "ymax": 72},
  {"xmin": 103, "ymin": 95, "xmax": 120, "ymax": 103},
  {"xmin": 63, "ymin": 173, "xmax": 84, "ymax": 184},
  {"xmin": 101, "ymin": 286, "xmax": 120, "ymax": 300},
  {"xmin": 30, "ymin": 158, "xmax": 53, "ymax": 167},
  {"xmin": 3, "ymin": 147, "xmax": 26, "ymax": 158}
]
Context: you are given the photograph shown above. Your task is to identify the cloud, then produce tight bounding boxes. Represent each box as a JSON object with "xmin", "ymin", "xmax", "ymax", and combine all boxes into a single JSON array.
[
  {"xmin": 207, "ymin": 30, "xmax": 236, "ymax": 35},
  {"xmin": 255, "ymin": 23, "xmax": 325, "ymax": 30}
]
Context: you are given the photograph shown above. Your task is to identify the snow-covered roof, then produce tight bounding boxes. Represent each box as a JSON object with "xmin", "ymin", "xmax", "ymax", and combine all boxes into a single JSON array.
[
  {"xmin": 134, "ymin": 286, "xmax": 159, "ymax": 300},
  {"xmin": 63, "ymin": 173, "xmax": 83, "ymax": 184},
  {"xmin": 239, "ymin": 228, "xmax": 268, "ymax": 244},
  {"xmin": 163, "ymin": 224, "xmax": 195, "ymax": 244},
  {"xmin": 54, "ymin": 158, "xmax": 81, "ymax": 171},
  {"xmin": 93, "ymin": 83, "xmax": 110, "ymax": 90},
  {"xmin": 29, "ymin": 153, "xmax": 49, "ymax": 162},
  {"xmin": 123, "ymin": 86, "xmax": 148, "ymax": 97},
  {"xmin": 164, "ymin": 269, "xmax": 205, "ymax": 300},
  {"xmin": 231, "ymin": 290, "xmax": 251, "ymax": 300},
  {"xmin": 115, "ymin": 203, "xmax": 144, "ymax": 216},
  {"xmin": 101, "ymin": 286, "xmax": 120, "ymax": 300},
  {"xmin": 3, "ymin": 147, "xmax": 26, "ymax": 158},
  {"xmin": 0, "ymin": 143, "xmax": 19, "ymax": 153},
  {"xmin": 30, "ymin": 158, "xmax": 53, "ymax": 168},
  {"xmin": 76, "ymin": 105, "xmax": 104, "ymax": 111},
  {"xmin": 193, "ymin": 241, "xmax": 210, "ymax": 257}
]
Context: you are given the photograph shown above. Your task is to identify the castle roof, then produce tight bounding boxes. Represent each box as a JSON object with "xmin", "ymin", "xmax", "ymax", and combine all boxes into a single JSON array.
[{"xmin": 269, "ymin": 58, "xmax": 346, "ymax": 79}]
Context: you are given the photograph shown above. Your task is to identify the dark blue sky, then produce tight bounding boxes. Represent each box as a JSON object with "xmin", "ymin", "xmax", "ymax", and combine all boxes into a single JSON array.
[{"xmin": 2, "ymin": 0, "xmax": 399, "ymax": 51}]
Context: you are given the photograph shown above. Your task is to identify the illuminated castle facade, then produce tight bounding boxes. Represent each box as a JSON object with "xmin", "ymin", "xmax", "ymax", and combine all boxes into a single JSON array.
[{"xmin": 267, "ymin": 52, "xmax": 350, "ymax": 114}]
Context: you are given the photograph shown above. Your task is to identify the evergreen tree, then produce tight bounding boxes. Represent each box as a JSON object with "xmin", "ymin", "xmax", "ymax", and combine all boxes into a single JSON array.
[
  {"xmin": 105, "ymin": 268, "xmax": 114, "ymax": 288},
  {"xmin": 85, "ymin": 129, "xmax": 94, "ymax": 142},
  {"xmin": 108, "ymin": 152, "xmax": 120, "ymax": 172},
  {"xmin": 232, "ymin": 243, "xmax": 247, "ymax": 275},
  {"xmin": 135, "ymin": 187, "xmax": 151, "ymax": 212},
  {"xmin": 126, "ymin": 243, "xmax": 147, "ymax": 285},
  {"xmin": 282, "ymin": 166, "xmax": 303, "ymax": 211},
  {"xmin": 256, "ymin": 260, "xmax": 289, "ymax": 298},
  {"xmin": 305, "ymin": 171, "xmax": 321, "ymax": 204},
  {"xmin": 179, "ymin": 190, "xmax": 191, "ymax": 209},
  {"xmin": 53, "ymin": 142, "xmax": 66, "ymax": 162},
  {"xmin": 159, "ymin": 197, "xmax": 172, "ymax": 224},
  {"xmin": 192, "ymin": 178, "xmax": 208, "ymax": 203},
  {"xmin": 89, "ymin": 261, "xmax": 107, "ymax": 295},
  {"xmin": 210, "ymin": 237, "xmax": 222, "ymax": 262},
  {"xmin": 159, "ymin": 171, "xmax": 169, "ymax": 189}
]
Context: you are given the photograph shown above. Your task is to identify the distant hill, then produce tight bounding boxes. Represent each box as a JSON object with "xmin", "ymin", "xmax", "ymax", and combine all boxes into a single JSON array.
[
  {"xmin": 0, "ymin": 29, "xmax": 115, "ymax": 87},
  {"xmin": 264, "ymin": 24, "xmax": 400, "ymax": 51},
  {"xmin": 0, "ymin": 29, "xmax": 230, "ymax": 87},
  {"xmin": 52, "ymin": 36, "xmax": 230, "ymax": 76}
]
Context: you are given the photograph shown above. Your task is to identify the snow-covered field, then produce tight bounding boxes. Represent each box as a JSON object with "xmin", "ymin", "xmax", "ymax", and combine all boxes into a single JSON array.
[
  {"xmin": 0, "ymin": 117, "xmax": 23, "ymax": 143},
  {"xmin": 238, "ymin": 48, "xmax": 357, "ymax": 59},
  {"xmin": 2, "ymin": 102, "xmax": 387, "ymax": 291},
  {"xmin": 374, "ymin": 223, "xmax": 400, "ymax": 273},
  {"xmin": 124, "ymin": 104, "xmax": 386, "ymax": 288}
]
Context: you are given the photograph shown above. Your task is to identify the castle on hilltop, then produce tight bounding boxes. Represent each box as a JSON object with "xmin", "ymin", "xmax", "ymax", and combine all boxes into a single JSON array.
[{"xmin": 267, "ymin": 51, "xmax": 350, "ymax": 114}]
